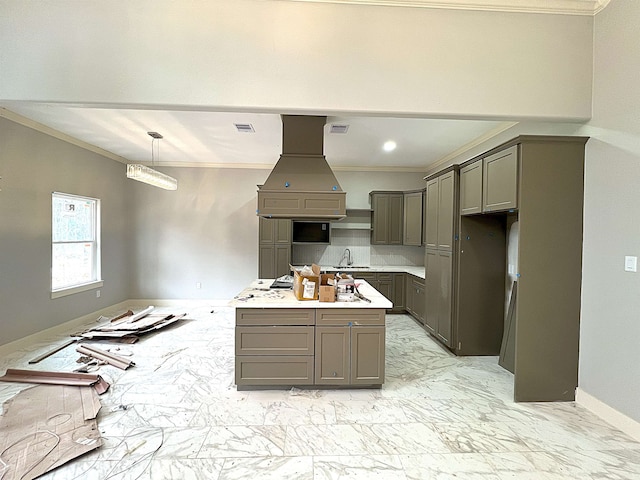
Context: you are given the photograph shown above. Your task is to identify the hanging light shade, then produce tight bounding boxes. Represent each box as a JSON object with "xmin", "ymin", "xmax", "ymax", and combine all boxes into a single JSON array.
[
  {"xmin": 127, "ymin": 131, "xmax": 178, "ymax": 190},
  {"xmin": 126, "ymin": 164, "xmax": 178, "ymax": 190}
]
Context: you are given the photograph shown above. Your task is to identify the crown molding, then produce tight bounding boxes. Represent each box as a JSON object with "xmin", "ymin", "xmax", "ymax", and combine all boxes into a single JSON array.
[
  {"xmin": 423, "ymin": 121, "xmax": 519, "ymax": 176},
  {"xmin": 280, "ymin": 0, "xmax": 611, "ymax": 15},
  {"xmin": 155, "ymin": 161, "xmax": 428, "ymax": 173},
  {"xmin": 0, "ymin": 107, "xmax": 130, "ymax": 164}
]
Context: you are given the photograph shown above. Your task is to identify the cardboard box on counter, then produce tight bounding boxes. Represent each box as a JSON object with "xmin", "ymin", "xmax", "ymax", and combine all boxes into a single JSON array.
[
  {"xmin": 319, "ymin": 273, "xmax": 337, "ymax": 303},
  {"xmin": 292, "ymin": 264, "xmax": 320, "ymax": 301}
]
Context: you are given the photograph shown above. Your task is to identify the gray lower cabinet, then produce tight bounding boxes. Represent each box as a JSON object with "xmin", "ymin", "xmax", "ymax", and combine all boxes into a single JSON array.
[
  {"xmin": 405, "ymin": 274, "xmax": 425, "ymax": 324},
  {"xmin": 235, "ymin": 356, "xmax": 315, "ymax": 386},
  {"xmin": 351, "ymin": 326, "xmax": 386, "ymax": 384},
  {"xmin": 424, "ymin": 249, "xmax": 453, "ymax": 347},
  {"xmin": 235, "ymin": 307, "xmax": 385, "ymax": 387},
  {"xmin": 316, "ymin": 309, "xmax": 385, "ymax": 386},
  {"xmin": 353, "ymin": 272, "xmax": 404, "ymax": 313},
  {"xmin": 375, "ymin": 275, "xmax": 393, "ymax": 302},
  {"xmin": 259, "ymin": 244, "xmax": 291, "ymax": 279},
  {"xmin": 391, "ymin": 273, "xmax": 405, "ymax": 313},
  {"xmin": 315, "ymin": 326, "xmax": 349, "ymax": 384}
]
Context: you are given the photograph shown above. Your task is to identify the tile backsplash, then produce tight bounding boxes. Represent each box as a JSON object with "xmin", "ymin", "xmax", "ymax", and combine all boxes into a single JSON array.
[{"xmin": 292, "ymin": 229, "xmax": 424, "ymax": 267}]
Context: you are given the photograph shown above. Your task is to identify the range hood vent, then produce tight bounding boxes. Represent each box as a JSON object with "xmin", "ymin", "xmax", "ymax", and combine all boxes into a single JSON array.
[{"xmin": 257, "ymin": 115, "xmax": 346, "ymax": 220}]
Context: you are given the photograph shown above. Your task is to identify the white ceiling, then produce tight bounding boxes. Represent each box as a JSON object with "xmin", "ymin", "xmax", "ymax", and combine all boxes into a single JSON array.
[{"xmin": 1, "ymin": 103, "xmax": 512, "ymax": 172}]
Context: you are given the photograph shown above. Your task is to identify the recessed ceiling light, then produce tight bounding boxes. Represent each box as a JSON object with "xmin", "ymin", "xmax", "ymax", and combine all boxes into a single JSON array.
[{"xmin": 383, "ymin": 140, "xmax": 397, "ymax": 152}]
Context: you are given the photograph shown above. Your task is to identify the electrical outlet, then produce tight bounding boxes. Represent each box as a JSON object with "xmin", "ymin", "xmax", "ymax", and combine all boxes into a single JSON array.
[
  {"xmin": 96, "ymin": 290, "xmax": 101, "ymax": 298},
  {"xmin": 196, "ymin": 282, "xmax": 202, "ymax": 289},
  {"xmin": 624, "ymin": 256, "xmax": 637, "ymax": 272}
]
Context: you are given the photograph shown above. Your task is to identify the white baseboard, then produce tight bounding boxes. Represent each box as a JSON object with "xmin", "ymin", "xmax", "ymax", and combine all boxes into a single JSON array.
[
  {"xmin": 126, "ymin": 299, "xmax": 231, "ymax": 308},
  {"xmin": 0, "ymin": 299, "xmax": 232, "ymax": 356},
  {"xmin": 576, "ymin": 387, "xmax": 640, "ymax": 442}
]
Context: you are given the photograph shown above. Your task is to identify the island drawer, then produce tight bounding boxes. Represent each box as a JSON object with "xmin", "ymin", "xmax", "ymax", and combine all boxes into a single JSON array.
[
  {"xmin": 235, "ymin": 326, "xmax": 315, "ymax": 355},
  {"xmin": 235, "ymin": 355, "xmax": 314, "ymax": 385},
  {"xmin": 316, "ymin": 309, "xmax": 386, "ymax": 326},
  {"xmin": 236, "ymin": 308, "xmax": 315, "ymax": 326}
]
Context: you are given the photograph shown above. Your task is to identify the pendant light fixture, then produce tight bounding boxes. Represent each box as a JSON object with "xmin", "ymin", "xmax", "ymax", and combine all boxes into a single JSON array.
[{"xmin": 126, "ymin": 132, "xmax": 178, "ymax": 190}]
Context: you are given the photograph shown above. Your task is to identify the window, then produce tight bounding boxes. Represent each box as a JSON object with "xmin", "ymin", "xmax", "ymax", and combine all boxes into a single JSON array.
[{"xmin": 51, "ymin": 192, "xmax": 102, "ymax": 298}]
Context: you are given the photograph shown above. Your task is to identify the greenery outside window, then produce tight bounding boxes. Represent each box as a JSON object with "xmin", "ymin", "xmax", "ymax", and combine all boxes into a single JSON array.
[{"xmin": 51, "ymin": 192, "xmax": 102, "ymax": 298}]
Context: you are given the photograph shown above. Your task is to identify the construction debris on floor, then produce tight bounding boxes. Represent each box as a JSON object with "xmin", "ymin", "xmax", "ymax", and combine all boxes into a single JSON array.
[
  {"xmin": 0, "ymin": 306, "xmax": 190, "ymax": 479},
  {"xmin": 76, "ymin": 307, "xmax": 187, "ymax": 342},
  {"xmin": 0, "ymin": 369, "xmax": 110, "ymax": 395},
  {"xmin": 0, "ymin": 384, "xmax": 102, "ymax": 480},
  {"xmin": 75, "ymin": 344, "xmax": 135, "ymax": 371}
]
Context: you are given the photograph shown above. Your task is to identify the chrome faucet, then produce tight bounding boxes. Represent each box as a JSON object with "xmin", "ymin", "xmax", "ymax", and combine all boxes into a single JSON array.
[{"xmin": 339, "ymin": 248, "xmax": 353, "ymax": 267}]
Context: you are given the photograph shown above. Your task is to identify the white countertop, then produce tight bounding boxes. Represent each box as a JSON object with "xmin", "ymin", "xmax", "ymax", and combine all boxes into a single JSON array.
[
  {"xmin": 303, "ymin": 265, "xmax": 425, "ymax": 280},
  {"xmin": 229, "ymin": 279, "xmax": 393, "ymax": 309}
]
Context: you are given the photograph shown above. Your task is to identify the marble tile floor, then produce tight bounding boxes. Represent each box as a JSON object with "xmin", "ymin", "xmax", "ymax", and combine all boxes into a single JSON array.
[{"xmin": 1, "ymin": 305, "xmax": 640, "ymax": 479}]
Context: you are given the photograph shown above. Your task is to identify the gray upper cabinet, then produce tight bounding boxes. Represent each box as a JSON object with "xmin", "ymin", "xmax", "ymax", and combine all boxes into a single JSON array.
[
  {"xmin": 437, "ymin": 171, "xmax": 456, "ymax": 251},
  {"xmin": 459, "ymin": 160, "xmax": 483, "ymax": 216},
  {"xmin": 424, "ymin": 178, "xmax": 440, "ymax": 249},
  {"xmin": 259, "ymin": 218, "xmax": 291, "ymax": 245},
  {"xmin": 274, "ymin": 219, "xmax": 292, "ymax": 244},
  {"xmin": 370, "ymin": 192, "xmax": 404, "ymax": 245},
  {"xmin": 483, "ymin": 145, "xmax": 518, "ymax": 213},
  {"xmin": 425, "ymin": 171, "xmax": 457, "ymax": 251},
  {"xmin": 258, "ymin": 218, "xmax": 291, "ymax": 278},
  {"xmin": 403, "ymin": 190, "xmax": 424, "ymax": 246}
]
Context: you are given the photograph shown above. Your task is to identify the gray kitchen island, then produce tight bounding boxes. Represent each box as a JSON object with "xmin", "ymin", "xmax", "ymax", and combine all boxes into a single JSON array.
[{"xmin": 230, "ymin": 279, "xmax": 392, "ymax": 389}]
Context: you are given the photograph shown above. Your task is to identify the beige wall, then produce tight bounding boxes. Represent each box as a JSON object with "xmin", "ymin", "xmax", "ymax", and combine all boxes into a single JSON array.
[
  {"xmin": 0, "ymin": 117, "xmax": 131, "ymax": 345},
  {"xmin": 578, "ymin": 0, "xmax": 640, "ymax": 423},
  {"xmin": 0, "ymin": 0, "xmax": 592, "ymax": 120}
]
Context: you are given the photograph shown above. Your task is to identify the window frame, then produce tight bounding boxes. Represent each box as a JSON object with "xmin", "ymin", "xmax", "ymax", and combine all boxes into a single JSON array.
[{"xmin": 51, "ymin": 192, "xmax": 103, "ymax": 299}]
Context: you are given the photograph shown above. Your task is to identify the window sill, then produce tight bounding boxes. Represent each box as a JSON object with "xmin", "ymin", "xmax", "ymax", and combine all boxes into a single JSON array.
[{"xmin": 51, "ymin": 280, "xmax": 104, "ymax": 299}]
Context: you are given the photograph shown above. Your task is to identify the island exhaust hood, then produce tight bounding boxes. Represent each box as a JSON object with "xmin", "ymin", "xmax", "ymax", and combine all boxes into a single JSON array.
[{"xmin": 257, "ymin": 115, "xmax": 346, "ymax": 220}]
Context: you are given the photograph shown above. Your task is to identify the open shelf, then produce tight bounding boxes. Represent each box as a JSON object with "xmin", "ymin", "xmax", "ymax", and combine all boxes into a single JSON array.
[{"xmin": 332, "ymin": 209, "xmax": 372, "ymax": 230}]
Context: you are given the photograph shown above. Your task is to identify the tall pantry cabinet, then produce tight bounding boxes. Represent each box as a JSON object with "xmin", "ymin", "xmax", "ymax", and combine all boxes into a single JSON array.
[
  {"xmin": 425, "ymin": 135, "xmax": 587, "ymax": 403},
  {"xmin": 424, "ymin": 167, "xmax": 459, "ymax": 348}
]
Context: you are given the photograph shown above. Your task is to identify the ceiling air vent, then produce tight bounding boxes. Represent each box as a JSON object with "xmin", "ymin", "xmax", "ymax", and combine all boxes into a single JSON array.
[
  {"xmin": 234, "ymin": 123, "xmax": 255, "ymax": 133},
  {"xmin": 330, "ymin": 124, "xmax": 349, "ymax": 134}
]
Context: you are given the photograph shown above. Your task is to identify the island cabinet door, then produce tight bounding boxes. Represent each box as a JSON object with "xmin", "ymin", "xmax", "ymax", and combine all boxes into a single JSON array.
[
  {"xmin": 351, "ymin": 326, "xmax": 385, "ymax": 385},
  {"xmin": 315, "ymin": 326, "xmax": 349, "ymax": 385}
]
